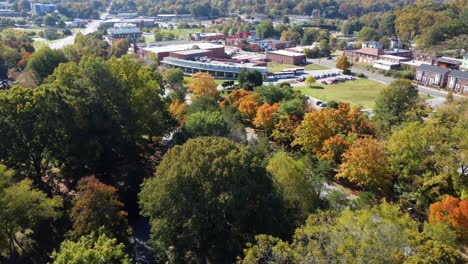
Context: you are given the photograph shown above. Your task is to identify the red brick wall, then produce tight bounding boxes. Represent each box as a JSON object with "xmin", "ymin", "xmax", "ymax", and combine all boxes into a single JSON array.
[{"xmin": 266, "ymin": 53, "xmax": 306, "ymax": 65}]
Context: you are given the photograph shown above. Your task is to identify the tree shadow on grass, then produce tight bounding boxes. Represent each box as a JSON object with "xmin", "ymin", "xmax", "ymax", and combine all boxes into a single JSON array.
[{"xmin": 309, "ymin": 85, "xmax": 325, "ymax": 89}]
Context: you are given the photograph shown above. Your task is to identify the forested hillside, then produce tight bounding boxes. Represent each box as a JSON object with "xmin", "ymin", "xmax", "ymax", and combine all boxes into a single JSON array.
[{"xmin": 111, "ymin": 0, "xmax": 415, "ymax": 17}]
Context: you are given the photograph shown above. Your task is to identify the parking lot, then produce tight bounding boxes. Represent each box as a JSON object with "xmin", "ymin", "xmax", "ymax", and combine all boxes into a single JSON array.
[{"xmin": 314, "ymin": 74, "xmax": 357, "ymax": 85}]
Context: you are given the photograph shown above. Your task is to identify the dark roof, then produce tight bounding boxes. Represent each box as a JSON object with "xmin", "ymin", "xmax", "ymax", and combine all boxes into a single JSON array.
[
  {"xmin": 449, "ymin": 70, "xmax": 468, "ymax": 80},
  {"xmin": 418, "ymin": 64, "xmax": 451, "ymax": 74},
  {"xmin": 435, "ymin": 57, "xmax": 462, "ymax": 65}
]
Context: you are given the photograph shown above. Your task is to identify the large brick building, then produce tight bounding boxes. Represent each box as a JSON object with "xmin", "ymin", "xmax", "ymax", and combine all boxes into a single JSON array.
[
  {"xmin": 447, "ymin": 70, "xmax": 468, "ymax": 93},
  {"xmin": 344, "ymin": 47, "xmax": 384, "ymax": 64},
  {"xmin": 416, "ymin": 64, "xmax": 451, "ymax": 88},
  {"xmin": 143, "ymin": 43, "xmax": 225, "ymax": 62},
  {"xmin": 266, "ymin": 50, "xmax": 306, "ymax": 65}
]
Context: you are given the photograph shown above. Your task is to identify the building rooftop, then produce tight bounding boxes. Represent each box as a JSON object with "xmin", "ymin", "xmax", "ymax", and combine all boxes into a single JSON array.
[
  {"xmin": 268, "ymin": 50, "xmax": 306, "ymax": 57},
  {"xmin": 143, "ymin": 43, "xmax": 224, "ymax": 54},
  {"xmin": 373, "ymin": 60, "xmax": 400, "ymax": 66},
  {"xmin": 384, "ymin": 49, "xmax": 412, "ymax": 54},
  {"xmin": 170, "ymin": 49, "xmax": 211, "ymax": 55},
  {"xmin": 354, "ymin": 47, "xmax": 384, "ymax": 56},
  {"xmin": 418, "ymin": 64, "xmax": 451, "ymax": 74},
  {"xmin": 435, "ymin": 57, "xmax": 462, "ymax": 65},
  {"xmin": 379, "ymin": 55, "xmax": 409, "ymax": 60},
  {"xmin": 162, "ymin": 57, "xmax": 268, "ymax": 73},
  {"xmin": 108, "ymin": 24, "xmax": 141, "ymax": 35},
  {"xmin": 401, "ymin": 60, "xmax": 430, "ymax": 67},
  {"xmin": 450, "ymin": 70, "xmax": 468, "ymax": 80}
]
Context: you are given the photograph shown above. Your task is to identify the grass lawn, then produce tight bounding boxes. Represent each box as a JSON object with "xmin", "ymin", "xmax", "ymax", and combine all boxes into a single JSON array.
[
  {"xmin": 295, "ymin": 78, "xmax": 387, "ymax": 109},
  {"xmin": 268, "ymin": 62, "xmax": 329, "ymax": 72},
  {"xmin": 304, "ymin": 63, "xmax": 330, "ymax": 71},
  {"xmin": 183, "ymin": 76, "xmax": 232, "ymax": 85}
]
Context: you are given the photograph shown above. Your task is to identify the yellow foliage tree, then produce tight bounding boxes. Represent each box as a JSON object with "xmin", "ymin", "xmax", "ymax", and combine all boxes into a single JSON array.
[
  {"xmin": 187, "ymin": 72, "xmax": 219, "ymax": 99},
  {"xmin": 169, "ymin": 99, "xmax": 188, "ymax": 124}
]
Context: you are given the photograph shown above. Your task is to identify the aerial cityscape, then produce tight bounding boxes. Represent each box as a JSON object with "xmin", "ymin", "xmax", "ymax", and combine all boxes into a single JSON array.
[{"xmin": 0, "ymin": 0, "xmax": 467, "ymax": 263}]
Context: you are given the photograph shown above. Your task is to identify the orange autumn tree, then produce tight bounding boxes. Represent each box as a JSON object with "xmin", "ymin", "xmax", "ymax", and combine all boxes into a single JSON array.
[
  {"xmin": 318, "ymin": 135, "xmax": 351, "ymax": 164},
  {"xmin": 222, "ymin": 90, "xmax": 261, "ymax": 121},
  {"xmin": 253, "ymin": 103, "xmax": 280, "ymax": 133},
  {"xmin": 293, "ymin": 103, "xmax": 374, "ymax": 155},
  {"xmin": 337, "ymin": 137, "xmax": 393, "ymax": 193},
  {"xmin": 187, "ymin": 72, "xmax": 219, "ymax": 99},
  {"xmin": 429, "ymin": 195, "xmax": 468, "ymax": 242}
]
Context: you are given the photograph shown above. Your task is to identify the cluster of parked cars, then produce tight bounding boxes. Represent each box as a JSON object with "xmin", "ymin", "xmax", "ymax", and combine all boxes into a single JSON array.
[
  {"xmin": 315, "ymin": 100, "xmax": 328, "ymax": 108},
  {"xmin": 318, "ymin": 75, "xmax": 356, "ymax": 85}
]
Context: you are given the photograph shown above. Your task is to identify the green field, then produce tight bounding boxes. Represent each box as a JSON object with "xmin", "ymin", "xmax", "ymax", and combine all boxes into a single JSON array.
[
  {"xmin": 295, "ymin": 78, "xmax": 387, "ymax": 108},
  {"xmin": 267, "ymin": 62, "xmax": 329, "ymax": 72}
]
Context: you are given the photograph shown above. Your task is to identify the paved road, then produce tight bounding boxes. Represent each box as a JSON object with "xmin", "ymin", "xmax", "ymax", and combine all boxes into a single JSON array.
[{"xmin": 49, "ymin": 2, "xmax": 111, "ymax": 49}]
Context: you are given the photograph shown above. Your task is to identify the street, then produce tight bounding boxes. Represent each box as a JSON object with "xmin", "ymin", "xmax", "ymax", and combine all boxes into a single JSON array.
[{"xmin": 49, "ymin": 2, "xmax": 111, "ymax": 49}]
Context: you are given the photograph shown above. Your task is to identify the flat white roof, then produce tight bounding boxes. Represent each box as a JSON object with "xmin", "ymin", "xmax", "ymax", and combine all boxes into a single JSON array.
[
  {"xmin": 143, "ymin": 43, "xmax": 224, "ymax": 54},
  {"xmin": 379, "ymin": 55, "xmax": 408, "ymax": 60},
  {"xmin": 373, "ymin": 60, "xmax": 400, "ymax": 66},
  {"xmin": 401, "ymin": 60, "xmax": 430, "ymax": 67},
  {"xmin": 268, "ymin": 50, "xmax": 306, "ymax": 57}
]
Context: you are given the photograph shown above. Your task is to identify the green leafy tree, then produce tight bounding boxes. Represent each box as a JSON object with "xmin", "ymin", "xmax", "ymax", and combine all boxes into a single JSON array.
[
  {"xmin": 25, "ymin": 47, "xmax": 67, "ymax": 82},
  {"xmin": 305, "ymin": 75, "xmax": 315, "ymax": 88},
  {"xmin": 239, "ymin": 202, "xmax": 463, "ymax": 263},
  {"xmin": 386, "ymin": 121, "xmax": 465, "ymax": 210},
  {"xmin": 69, "ymin": 176, "xmax": 130, "ymax": 242},
  {"xmin": 43, "ymin": 14, "xmax": 57, "ymax": 27},
  {"xmin": 255, "ymin": 20, "xmax": 276, "ymax": 39},
  {"xmin": 357, "ymin": 26, "xmax": 379, "ymax": 41},
  {"xmin": 254, "ymin": 84, "xmax": 293, "ymax": 104},
  {"xmin": 139, "ymin": 137, "xmax": 286, "ymax": 263},
  {"xmin": 0, "ymin": 165, "xmax": 63, "ymax": 261},
  {"xmin": 182, "ymin": 111, "xmax": 229, "ymax": 138},
  {"xmin": 266, "ymin": 152, "xmax": 319, "ymax": 225},
  {"xmin": 238, "ymin": 69, "xmax": 263, "ymax": 90},
  {"xmin": 51, "ymin": 232, "xmax": 130, "ymax": 264},
  {"xmin": 0, "ymin": 87, "xmax": 65, "ymax": 188},
  {"xmin": 373, "ymin": 79, "xmax": 423, "ymax": 133},
  {"xmin": 162, "ymin": 68, "xmax": 185, "ymax": 86}
]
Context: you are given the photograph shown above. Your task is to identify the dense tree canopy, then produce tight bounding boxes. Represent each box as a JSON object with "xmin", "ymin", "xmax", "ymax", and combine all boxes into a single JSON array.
[
  {"xmin": 51, "ymin": 232, "xmax": 130, "ymax": 264},
  {"xmin": 139, "ymin": 137, "xmax": 286, "ymax": 263},
  {"xmin": 373, "ymin": 79, "xmax": 423, "ymax": 133},
  {"xmin": 0, "ymin": 165, "xmax": 63, "ymax": 261}
]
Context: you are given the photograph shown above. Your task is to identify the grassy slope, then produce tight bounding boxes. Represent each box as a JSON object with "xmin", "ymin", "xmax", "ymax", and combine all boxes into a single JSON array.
[{"xmin": 295, "ymin": 78, "xmax": 387, "ymax": 109}]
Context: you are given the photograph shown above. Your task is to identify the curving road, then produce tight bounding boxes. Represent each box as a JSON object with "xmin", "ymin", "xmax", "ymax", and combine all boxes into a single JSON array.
[{"xmin": 49, "ymin": 3, "xmax": 111, "ymax": 49}]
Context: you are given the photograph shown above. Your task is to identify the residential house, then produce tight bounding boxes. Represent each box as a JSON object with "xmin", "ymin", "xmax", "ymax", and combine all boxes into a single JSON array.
[
  {"xmin": 447, "ymin": 70, "xmax": 468, "ymax": 93},
  {"xmin": 416, "ymin": 64, "xmax": 451, "ymax": 88}
]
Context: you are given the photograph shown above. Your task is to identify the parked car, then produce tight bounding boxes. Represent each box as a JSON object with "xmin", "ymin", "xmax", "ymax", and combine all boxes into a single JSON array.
[{"xmin": 296, "ymin": 76, "xmax": 305, "ymax": 82}]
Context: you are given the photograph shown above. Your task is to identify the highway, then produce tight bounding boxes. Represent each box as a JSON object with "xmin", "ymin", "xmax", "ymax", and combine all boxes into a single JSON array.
[{"xmin": 50, "ymin": 2, "xmax": 111, "ymax": 49}]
